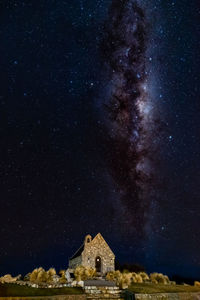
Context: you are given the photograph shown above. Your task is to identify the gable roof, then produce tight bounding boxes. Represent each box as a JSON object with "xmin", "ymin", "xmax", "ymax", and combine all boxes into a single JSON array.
[
  {"xmin": 70, "ymin": 243, "xmax": 84, "ymax": 260},
  {"xmin": 69, "ymin": 233, "xmax": 115, "ymax": 261},
  {"xmin": 92, "ymin": 233, "xmax": 115, "ymax": 256}
]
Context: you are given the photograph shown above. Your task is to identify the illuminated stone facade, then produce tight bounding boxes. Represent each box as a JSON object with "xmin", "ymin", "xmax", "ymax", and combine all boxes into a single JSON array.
[{"xmin": 68, "ymin": 233, "xmax": 115, "ymax": 275}]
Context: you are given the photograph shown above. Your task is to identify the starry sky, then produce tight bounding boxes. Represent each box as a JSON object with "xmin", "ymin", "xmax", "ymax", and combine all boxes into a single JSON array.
[{"xmin": 0, "ymin": 0, "xmax": 200, "ymax": 279}]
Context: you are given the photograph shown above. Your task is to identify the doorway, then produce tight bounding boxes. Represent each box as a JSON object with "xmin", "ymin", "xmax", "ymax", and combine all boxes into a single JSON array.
[{"xmin": 95, "ymin": 256, "xmax": 101, "ymax": 273}]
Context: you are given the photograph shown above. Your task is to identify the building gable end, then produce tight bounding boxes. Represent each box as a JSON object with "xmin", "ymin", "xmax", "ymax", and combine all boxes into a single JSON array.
[{"xmin": 90, "ymin": 233, "xmax": 115, "ymax": 257}]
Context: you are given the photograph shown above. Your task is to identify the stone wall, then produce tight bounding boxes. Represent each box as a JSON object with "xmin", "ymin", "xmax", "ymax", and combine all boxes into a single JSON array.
[
  {"xmin": 68, "ymin": 255, "xmax": 82, "ymax": 269},
  {"xmin": 84, "ymin": 285, "xmax": 122, "ymax": 299},
  {"xmin": 68, "ymin": 233, "xmax": 115, "ymax": 274},
  {"xmin": 134, "ymin": 293, "xmax": 200, "ymax": 299},
  {"xmin": 82, "ymin": 233, "xmax": 115, "ymax": 274}
]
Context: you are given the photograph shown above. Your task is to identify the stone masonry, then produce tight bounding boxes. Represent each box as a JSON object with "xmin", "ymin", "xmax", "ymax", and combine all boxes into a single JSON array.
[
  {"xmin": 84, "ymin": 286, "xmax": 122, "ymax": 300},
  {"xmin": 69, "ymin": 233, "xmax": 115, "ymax": 275}
]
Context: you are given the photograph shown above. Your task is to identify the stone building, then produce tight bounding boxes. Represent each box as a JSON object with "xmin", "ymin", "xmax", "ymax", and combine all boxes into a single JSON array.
[{"xmin": 68, "ymin": 233, "xmax": 115, "ymax": 275}]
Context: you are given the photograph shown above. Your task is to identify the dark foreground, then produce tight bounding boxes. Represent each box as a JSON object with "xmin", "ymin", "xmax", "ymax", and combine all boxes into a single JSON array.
[
  {"xmin": 1, "ymin": 282, "xmax": 200, "ymax": 298},
  {"xmin": 0, "ymin": 284, "xmax": 83, "ymax": 297}
]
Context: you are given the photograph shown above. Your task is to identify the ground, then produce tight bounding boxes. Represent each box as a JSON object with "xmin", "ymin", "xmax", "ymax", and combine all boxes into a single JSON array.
[
  {"xmin": 0, "ymin": 283, "xmax": 83, "ymax": 297},
  {"xmin": 128, "ymin": 283, "xmax": 200, "ymax": 294},
  {"xmin": 1, "ymin": 282, "xmax": 200, "ymax": 297}
]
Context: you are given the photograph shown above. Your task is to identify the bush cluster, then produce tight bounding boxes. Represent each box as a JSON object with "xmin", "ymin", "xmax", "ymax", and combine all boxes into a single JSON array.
[
  {"xmin": 106, "ymin": 271, "xmax": 171, "ymax": 289},
  {"xmin": 106, "ymin": 271, "xmax": 149, "ymax": 289},
  {"xmin": 28, "ymin": 267, "xmax": 56, "ymax": 283},
  {"xmin": 150, "ymin": 273, "xmax": 170, "ymax": 285},
  {"xmin": 74, "ymin": 266, "xmax": 96, "ymax": 281},
  {"xmin": 24, "ymin": 267, "xmax": 67, "ymax": 284},
  {"xmin": 59, "ymin": 270, "xmax": 68, "ymax": 283},
  {"xmin": 0, "ymin": 274, "xmax": 21, "ymax": 283}
]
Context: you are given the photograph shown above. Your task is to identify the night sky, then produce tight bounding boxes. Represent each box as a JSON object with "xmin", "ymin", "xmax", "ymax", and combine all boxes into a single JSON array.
[{"xmin": 0, "ymin": 0, "xmax": 200, "ymax": 279}]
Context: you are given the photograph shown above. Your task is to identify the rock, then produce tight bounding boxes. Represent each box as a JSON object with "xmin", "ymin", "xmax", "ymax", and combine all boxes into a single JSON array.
[
  {"xmin": 65, "ymin": 269, "xmax": 72, "ymax": 282},
  {"xmin": 52, "ymin": 275, "xmax": 60, "ymax": 283},
  {"xmin": 77, "ymin": 281, "xmax": 84, "ymax": 287},
  {"xmin": 31, "ymin": 283, "xmax": 38, "ymax": 288},
  {"xmin": 71, "ymin": 280, "xmax": 77, "ymax": 287}
]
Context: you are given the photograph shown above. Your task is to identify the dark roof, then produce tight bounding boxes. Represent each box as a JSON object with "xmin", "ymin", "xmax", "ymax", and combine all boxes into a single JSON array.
[{"xmin": 70, "ymin": 243, "xmax": 84, "ymax": 260}]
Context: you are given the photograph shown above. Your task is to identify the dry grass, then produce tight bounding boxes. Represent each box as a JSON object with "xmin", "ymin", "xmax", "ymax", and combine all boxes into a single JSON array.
[
  {"xmin": 74, "ymin": 266, "xmax": 96, "ymax": 281},
  {"xmin": 28, "ymin": 267, "xmax": 59, "ymax": 284},
  {"xmin": 0, "ymin": 274, "xmax": 21, "ymax": 284},
  {"xmin": 128, "ymin": 282, "xmax": 200, "ymax": 294},
  {"xmin": 0, "ymin": 283, "xmax": 83, "ymax": 297},
  {"xmin": 106, "ymin": 270, "xmax": 200, "ymax": 292},
  {"xmin": 194, "ymin": 281, "xmax": 200, "ymax": 287},
  {"xmin": 59, "ymin": 270, "xmax": 67, "ymax": 284},
  {"xmin": 0, "ymin": 284, "xmax": 83, "ymax": 297},
  {"xmin": 150, "ymin": 272, "xmax": 170, "ymax": 285}
]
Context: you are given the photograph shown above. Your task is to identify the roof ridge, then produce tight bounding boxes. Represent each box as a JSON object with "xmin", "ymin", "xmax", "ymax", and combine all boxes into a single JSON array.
[{"xmin": 69, "ymin": 243, "xmax": 84, "ymax": 260}]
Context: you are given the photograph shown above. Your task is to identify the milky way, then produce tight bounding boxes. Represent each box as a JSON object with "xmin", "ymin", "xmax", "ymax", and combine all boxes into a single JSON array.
[{"xmin": 101, "ymin": 0, "xmax": 159, "ymax": 237}]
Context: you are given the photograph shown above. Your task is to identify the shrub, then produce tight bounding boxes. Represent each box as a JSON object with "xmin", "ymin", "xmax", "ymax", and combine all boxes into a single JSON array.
[
  {"xmin": 106, "ymin": 271, "xmax": 138, "ymax": 288},
  {"xmin": 59, "ymin": 270, "xmax": 65, "ymax": 277},
  {"xmin": 0, "ymin": 274, "xmax": 20, "ymax": 283},
  {"xmin": 37, "ymin": 269, "xmax": 48, "ymax": 283},
  {"xmin": 24, "ymin": 273, "xmax": 31, "ymax": 281},
  {"xmin": 106, "ymin": 270, "xmax": 122, "ymax": 286},
  {"xmin": 150, "ymin": 273, "xmax": 170, "ymax": 285},
  {"xmin": 139, "ymin": 272, "xmax": 150, "ymax": 282},
  {"xmin": 46, "ymin": 268, "xmax": 57, "ymax": 283},
  {"xmin": 194, "ymin": 281, "xmax": 200, "ymax": 287},
  {"xmin": 135, "ymin": 273, "xmax": 143, "ymax": 283},
  {"xmin": 59, "ymin": 270, "xmax": 67, "ymax": 283},
  {"xmin": 30, "ymin": 267, "xmax": 46, "ymax": 283},
  {"xmin": 107, "ymin": 271, "xmax": 145, "ymax": 288},
  {"xmin": 129, "ymin": 272, "xmax": 143, "ymax": 283},
  {"xmin": 107, "ymin": 270, "xmax": 171, "ymax": 288},
  {"xmin": 29, "ymin": 267, "xmax": 57, "ymax": 284},
  {"xmin": 120, "ymin": 273, "xmax": 132, "ymax": 289},
  {"xmin": 47, "ymin": 268, "xmax": 56, "ymax": 277},
  {"xmin": 130, "ymin": 272, "xmax": 137, "ymax": 283},
  {"xmin": 106, "ymin": 271, "xmax": 115, "ymax": 281},
  {"xmin": 74, "ymin": 266, "xmax": 96, "ymax": 281},
  {"xmin": 30, "ymin": 268, "xmax": 40, "ymax": 282}
]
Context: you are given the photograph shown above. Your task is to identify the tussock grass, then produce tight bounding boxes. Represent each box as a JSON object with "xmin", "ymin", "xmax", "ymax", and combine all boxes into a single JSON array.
[
  {"xmin": 128, "ymin": 283, "xmax": 200, "ymax": 294},
  {"xmin": 74, "ymin": 266, "xmax": 96, "ymax": 281}
]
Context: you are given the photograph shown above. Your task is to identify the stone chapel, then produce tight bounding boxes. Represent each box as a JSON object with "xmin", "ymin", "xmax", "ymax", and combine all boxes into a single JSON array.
[{"xmin": 68, "ymin": 233, "xmax": 115, "ymax": 275}]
